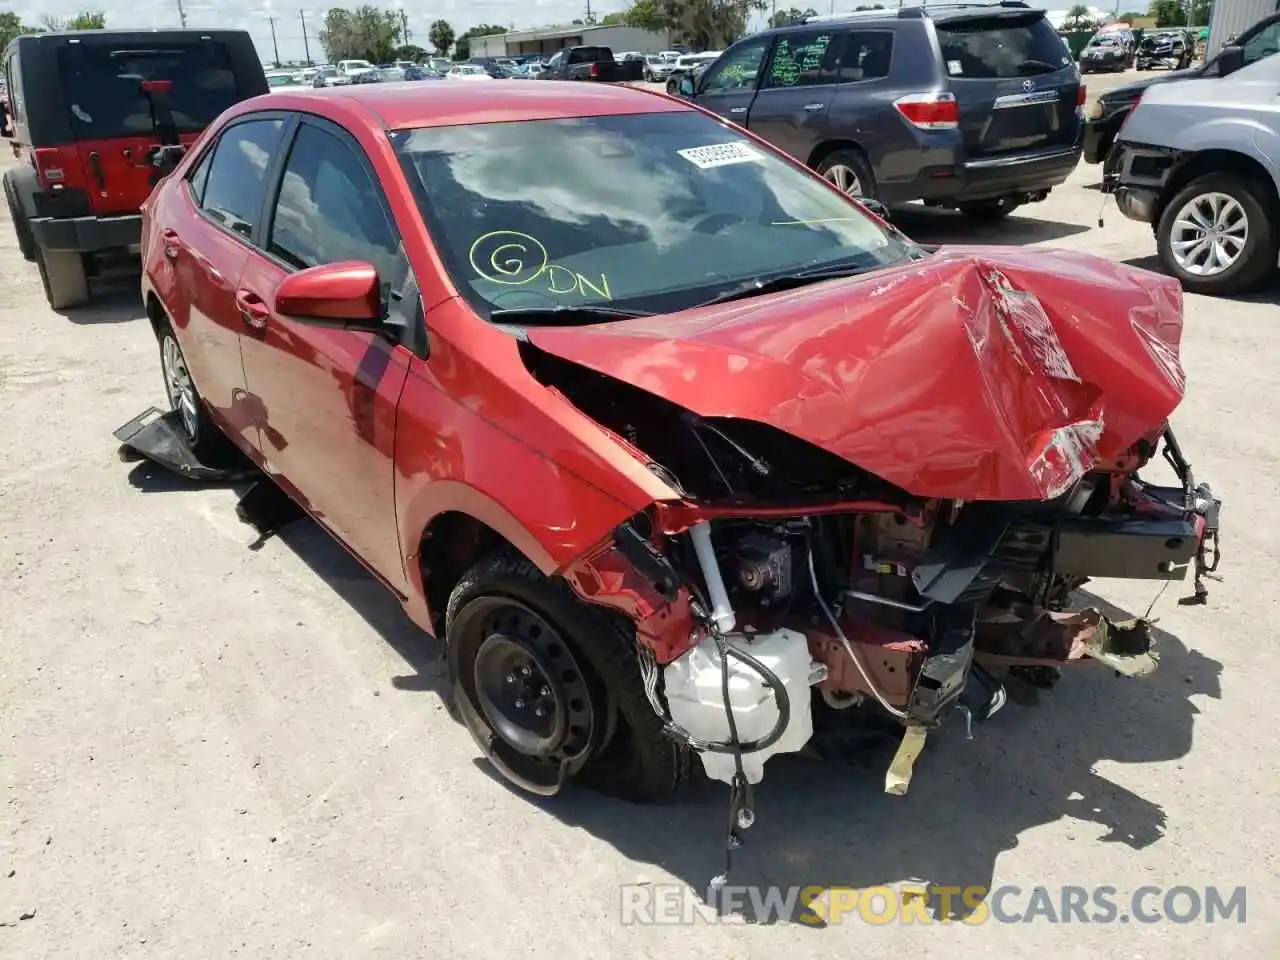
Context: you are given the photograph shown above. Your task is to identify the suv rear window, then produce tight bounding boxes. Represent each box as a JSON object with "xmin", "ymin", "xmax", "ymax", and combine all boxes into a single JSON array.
[
  {"xmin": 56, "ymin": 41, "xmax": 243, "ymax": 139},
  {"xmin": 934, "ymin": 14, "xmax": 1071, "ymax": 79}
]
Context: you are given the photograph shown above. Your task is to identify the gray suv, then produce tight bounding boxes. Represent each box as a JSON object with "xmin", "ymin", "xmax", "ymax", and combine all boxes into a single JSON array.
[{"xmin": 678, "ymin": 1, "xmax": 1084, "ymax": 221}]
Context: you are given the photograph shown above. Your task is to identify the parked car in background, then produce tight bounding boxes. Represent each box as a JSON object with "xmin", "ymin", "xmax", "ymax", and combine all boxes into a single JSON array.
[
  {"xmin": 1136, "ymin": 29, "xmax": 1193, "ymax": 70},
  {"xmin": 1, "ymin": 27, "xmax": 268, "ymax": 309},
  {"xmin": 643, "ymin": 54, "xmax": 676, "ymax": 82},
  {"xmin": 266, "ymin": 70, "xmax": 308, "ymax": 90},
  {"xmin": 677, "ymin": 2, "xmax": 1083, "ymax": 221},
  {"xmin": 1083, "ymin": 10, "xmax": 1280, "ymax": 170},
  {"xmin": 428, "ymin": 57, "xmax": 453, "ymax": 74},
  {"xmin": 664, "ymin": 51, "xmax": 722, "ymax": 93},
  {"xmin": 403, "ymin": 65, "xmax": 441, "ymax": 81},
  {"xmin": 1078, "ymin": 32, "xmax": 1133, "ymax": 73},
  {"xmin": 135, "ymin": 80, "xmax": 1221, "ymax": 824},
  {"xmin": 311, "ymin": 66, "xmax": 351, "ymax": 87},
  {"xmin": 1110, "ymin": 49, "xmax": 1280, "ymax": 295},
  {"xmin": 447, "ymin": 65, "xmax": 493, "ymax": 81},
  {"xmin": 378, "ymin": 66, "xmax": 405, "ymax": 82},
  {"xmin": 337, "ymin": 58, "xmax": 377, "ymax": 79},
  {"xmin": 537, "ymin": 45, "xmax": 645, "ymax": 82}
]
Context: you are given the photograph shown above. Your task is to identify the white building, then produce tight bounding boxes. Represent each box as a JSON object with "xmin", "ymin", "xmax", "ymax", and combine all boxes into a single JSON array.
[{"xmin": 470, "ymin": 23, "xmax": 673, "ymax": 59}]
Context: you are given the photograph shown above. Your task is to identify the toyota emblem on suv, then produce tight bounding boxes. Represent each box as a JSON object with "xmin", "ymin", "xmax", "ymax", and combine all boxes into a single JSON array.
[{"xmin": 1022, "ymin": 79, "xmax": 1036, "ymax": 92}]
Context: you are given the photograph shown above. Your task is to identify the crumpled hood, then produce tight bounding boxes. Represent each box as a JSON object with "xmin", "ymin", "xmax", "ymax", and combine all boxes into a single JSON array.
[{"xmin": 526, "ymin": 247, "xmax": 1185, "ymax": 502}]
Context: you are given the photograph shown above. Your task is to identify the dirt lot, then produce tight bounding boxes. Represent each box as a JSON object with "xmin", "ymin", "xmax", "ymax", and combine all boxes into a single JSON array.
[{"xmin": 2, "ymin": 141, "xmax": 1279, "ymax": 958}]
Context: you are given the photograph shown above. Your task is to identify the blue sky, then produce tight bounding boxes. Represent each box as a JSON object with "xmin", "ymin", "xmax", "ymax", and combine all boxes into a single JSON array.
[{"xmin": 14, "ymin": 0, "xmax": 1069, "ymax": 64}]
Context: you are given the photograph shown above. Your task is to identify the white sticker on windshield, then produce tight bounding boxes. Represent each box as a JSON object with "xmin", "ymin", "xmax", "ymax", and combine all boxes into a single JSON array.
[
  {"xmin": 676, "ymin": 142, "xmax": 764, "ymax": 170},
  {"xmin": 947, "ymin": 59, "xmax": 963, "ymax": 75}
]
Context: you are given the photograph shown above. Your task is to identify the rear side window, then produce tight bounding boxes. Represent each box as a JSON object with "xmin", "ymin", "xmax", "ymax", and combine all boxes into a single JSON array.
[
  {"xmin": 831, "ymin": 31, "xmax": 894, "ymax": 82},
  {"xmin": 934, "ymin": 14, "xmax": 1071, "ymax": 79},
  {"xmin": 199, "ymin": 118, "xmax": 285, "ymax": 238},
  {"xmin": 56, "ymin": 41, "xmax": 245, "ymax": 139}
]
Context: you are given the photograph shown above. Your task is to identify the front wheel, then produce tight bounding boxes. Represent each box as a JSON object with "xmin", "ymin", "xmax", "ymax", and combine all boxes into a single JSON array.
[
  {"xmin": 446, "ymin": 551, "xmax": 689, "ymax": 803},
  {"xmin": 1156, "ymin": 173, "xmax": 1279, "ymax": 296}
]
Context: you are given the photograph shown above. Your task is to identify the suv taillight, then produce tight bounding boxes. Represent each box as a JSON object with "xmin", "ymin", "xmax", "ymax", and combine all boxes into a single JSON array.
[
  {"xmin": 33, "ymin": 148, "xmax": 66, "ymax": 191},
  {"xmin": 894, "ymin": 92, "xmax": 958, "ymax": 130},
  {"xmin": 1078, "ymin": 84, "xmax": 1087, "ymax": 106},
  {"xmin": 589, "ymin": 62, "xmax": 600, "ymax": 78}
]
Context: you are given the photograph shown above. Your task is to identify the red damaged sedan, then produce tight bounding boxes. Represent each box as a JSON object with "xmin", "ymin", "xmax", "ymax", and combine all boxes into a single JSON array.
[{"xmin": 137, "ymin": 82, "xmax": 1222, "ymax": 834}]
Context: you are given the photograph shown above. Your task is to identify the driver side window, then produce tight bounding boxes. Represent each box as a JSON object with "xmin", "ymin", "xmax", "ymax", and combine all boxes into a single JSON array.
[
  {"xmin": 1242, "ymin": 22, "xmax": 1280, "ymax": 64},
  {"xmin": 700, "ymin": 37, "xmax": 769, "ymax": 94}
]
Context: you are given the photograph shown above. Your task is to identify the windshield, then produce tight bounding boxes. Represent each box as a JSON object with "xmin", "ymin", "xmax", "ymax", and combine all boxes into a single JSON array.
[
  {"xmin": 935, "ymin": 14, "xmax": 1072, "ymax": 78},
  {"xmin": 392, "ymin": 111, "xmax": 909, "ymax": 319}
]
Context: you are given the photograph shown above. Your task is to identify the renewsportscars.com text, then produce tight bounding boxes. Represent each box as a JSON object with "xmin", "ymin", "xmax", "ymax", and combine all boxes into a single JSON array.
[{"xmin": 619, "ymin": 883, "xmax": 1248, "ymax": 926}]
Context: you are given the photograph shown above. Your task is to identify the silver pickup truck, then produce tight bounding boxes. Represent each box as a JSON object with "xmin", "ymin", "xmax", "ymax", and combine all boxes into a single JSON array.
[{"xmin": 1109, "ymin": 48, "xmax": 1280, "ymax": 296}]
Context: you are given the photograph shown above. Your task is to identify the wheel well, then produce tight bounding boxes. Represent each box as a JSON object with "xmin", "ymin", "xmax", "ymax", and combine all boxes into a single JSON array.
[
  {"xmin": 1156, "ymin": 150, "xmax": 1280, "ymax": 227},
  {"xmin": 807, "ymin": 139, "xmax": 868, "ymax": 173},
  {"xmin": 419, "ymin": 511, "xmax": 509, "ymax": 635}
]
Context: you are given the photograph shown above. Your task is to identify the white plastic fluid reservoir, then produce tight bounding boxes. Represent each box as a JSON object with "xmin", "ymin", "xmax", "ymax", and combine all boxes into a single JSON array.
[{"xmin": 662, "ymin": 628, "xmax": 823, "ymax": 785}]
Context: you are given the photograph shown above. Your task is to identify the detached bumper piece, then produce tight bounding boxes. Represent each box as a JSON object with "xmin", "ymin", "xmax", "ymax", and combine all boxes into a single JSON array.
[{"xmin": 114, "ymin": 406, "xmax": 254, "ymax": 482}]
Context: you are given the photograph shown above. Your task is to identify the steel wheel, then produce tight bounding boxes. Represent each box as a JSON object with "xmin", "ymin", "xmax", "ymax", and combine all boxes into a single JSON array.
[
  {"xmin": 161, "ymin": 333, "xmax": 199, "ymax": 440},
  {"xmin": 822, "ymin": 163, "xmax": 864, "ymax": 197},
  {"xmin": 466, "ymin": 597, "xmax": 596, "ymax": 769},
  {"xmin": 1168, "ymin": 191, "xmax": 1249, "ymax": 277}
]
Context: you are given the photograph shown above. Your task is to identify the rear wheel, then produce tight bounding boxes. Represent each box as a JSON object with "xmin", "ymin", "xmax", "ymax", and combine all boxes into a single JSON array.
[
  {"xmin": 36, "ymin": 249, "xmax": 89, "ymax": 311},
  {"xmin": 446, "ymin": 551, "xmax": 689, "ymax": 804},
  {"xmin": 958, "ymin": 198, "xmax": 1023, "ymax": 222},
  {"xmin": 816, "ymin": 148, "xmax": 877, "ymax": 200},
  {"xmin": 156, "ymin": 316, "xmax": 237, "ymax": 463},
  {"xmin": 3, "ymin": 174, "xmax": 35, "ymax": 262},
  {"xmin": 1156, "ymin": 172, "xmax": 1278, "ymax": 296}
]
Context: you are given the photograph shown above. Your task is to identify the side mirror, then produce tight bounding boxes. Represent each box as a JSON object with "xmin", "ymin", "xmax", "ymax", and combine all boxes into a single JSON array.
[
  {"xmin": 678, "ymin": 76, "xmax": 695, "ymax": 97},
  {"xmin": 1217, "ymin": 44, "xmax": 1245, "ymax": 77},
  {"xmin": 274, "ymin": 261, "xmax": 391, "ymax": 336}
]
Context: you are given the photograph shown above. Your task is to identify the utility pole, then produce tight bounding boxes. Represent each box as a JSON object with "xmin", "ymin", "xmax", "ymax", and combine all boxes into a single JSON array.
[
  {"xmin": 176, "ymin": 0, "xmax": 188, "ymax": 28},
  {"xmin": 585, "ymin": 0, "xmax": 593, "ymax": 24},
  {"xmin": 268, "ymin": 17, "xmax": 281, "ymax": 66},
  {"xmin": 400, "ymin": 9, "xmax": 410, "ymax": 43},
  {"xmin": 299, "ymin": 9, "xmax": 312, "ymax": 65}
]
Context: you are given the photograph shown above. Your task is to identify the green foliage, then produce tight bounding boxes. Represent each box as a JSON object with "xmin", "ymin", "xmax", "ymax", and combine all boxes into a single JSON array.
[
  {"xmin": 769, "ymin": 7, "xmax": 818, "ymax": 28},
  {"xmin": 428, "ymin": 19, "xmax": 455, "ymax": 57},
  {"xmin": 1148, "ymin": 0, "xmax": 1186, "ymax": 27},
  {"xmin": 394, "ymin": 44, "xmax": 427, "ymax": 61},
  {"xmin": 660, "ymin": 0, "xmax": 766, "ymax": 49},
  {"xmin": 319, "ymin": 6, "xmax": 403, "ymax": 63},
  {"xmin": 1063, "ymin": 4, "xmax": 1099, "ymax": 30},
  {"xmin": 0, "ymin": 12, "xmax": 46, "ymax": 50}
]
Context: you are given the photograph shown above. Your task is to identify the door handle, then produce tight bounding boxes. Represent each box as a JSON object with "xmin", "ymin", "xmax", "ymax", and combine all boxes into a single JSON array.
[
  {"xmin": 160, "ymin": 227, "xmax": 181, "ymax": 260},
  {"xmin": 803, "ymin": 103, "xmax": 826, "ymax": 112},
  {"xmin": 234, "ymin": 289, "xmax": 270, "ymax": 331},
  {"xmin": 728, "ymin": 106, "xmax": 747, "ymax": 114}
]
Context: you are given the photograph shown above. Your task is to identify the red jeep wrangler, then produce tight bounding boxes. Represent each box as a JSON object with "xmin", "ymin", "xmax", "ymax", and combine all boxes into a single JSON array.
[{"xmin": 2, "ymin": 29, "xmax": 267, "ymax": 310}]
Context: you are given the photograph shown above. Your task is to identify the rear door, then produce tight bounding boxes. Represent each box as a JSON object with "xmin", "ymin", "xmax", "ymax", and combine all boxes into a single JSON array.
[
  {"xmin": 745, "ymin": 28, "xmax": 843, "ymax": 163},
  {"xmin": 55, "ymin": 35, "xmax": 252, "ymax": 216},
  {"xmin": 931, "ymin": 9, "xmax": 1081, "ymax": 158},
  {"xmin": 694, "ymin": 34, "xmax": 772, "ymax": 124}
]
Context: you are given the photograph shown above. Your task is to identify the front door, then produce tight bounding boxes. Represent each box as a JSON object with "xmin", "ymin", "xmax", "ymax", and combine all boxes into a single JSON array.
[
  {"xmin": 236, "ymin": 117, "xmax": 414, "ymax": 591},
  {"xmin": 166, "ymin": 116, "xmax": 289, "ymax": 450},
  {"xmin": 693, "ymin": 35, "xmax": 771, "ymax": 126}
]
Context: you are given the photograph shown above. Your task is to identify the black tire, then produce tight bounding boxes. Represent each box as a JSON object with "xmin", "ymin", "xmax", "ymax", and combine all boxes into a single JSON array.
[
  {"xmin": 666, "ymin": 78, "xmax": 678, "ymax": 95},
  {"xmin": 958, "ymin": 198, "xmax": 1023, "ymax": 222},
  {"xmin": 36, "ymin": 248, "xmax": 89, "ymax": 310},
  {"xmin": 3, "ymin": 173, "xmax": 36, "ymax": 262},
  {"xmin": 155, "ymin": 316, "xmax": 238, "ymax": 463},
  {"xmin": 1156, "ymin": 172, "xmax": 1279, "ymax": 296},
  {"xmin": 815, "ymin": 147, "xmax": 878, "ymax": 201},
  {"xmin": 446, "ymin": 550, "xmax": 690, "ymax": 804}
]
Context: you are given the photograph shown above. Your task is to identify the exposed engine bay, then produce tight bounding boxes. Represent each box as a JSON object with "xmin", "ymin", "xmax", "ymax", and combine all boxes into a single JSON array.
[{"xmin": 529, "ymin": 342, "xmax": 1223, "ymax": 883}]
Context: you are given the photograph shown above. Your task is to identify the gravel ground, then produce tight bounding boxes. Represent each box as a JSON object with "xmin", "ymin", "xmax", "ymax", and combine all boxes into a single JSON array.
[{"xmin": 2, "ymin": 131, "xmax": 1278, "ymax": 959}]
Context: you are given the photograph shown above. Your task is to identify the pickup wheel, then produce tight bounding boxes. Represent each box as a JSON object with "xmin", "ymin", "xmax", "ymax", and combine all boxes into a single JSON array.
[
  {"xmin": 1156, "ymin": 173, "xmax": 1279, "ymax": 296},
  {"xmin": 3, "ymin": 173, "xmax": 36, "ymax": 262},
  {"xmin": 36, "ymin": 249, "xmax": 90, "ymax": 311},
  {"xmin": 156, "ymin": 317, "xmax": 237, "ymax": 463},
  {"xmin": 446, "ymin": 550, "xmax": 690, "ymax": 804}
]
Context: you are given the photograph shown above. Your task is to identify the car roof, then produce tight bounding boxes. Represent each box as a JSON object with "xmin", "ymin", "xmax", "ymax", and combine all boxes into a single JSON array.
[{"xmin": 248, "ymin": 80, "xmax": 690, "ymax": 130}]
